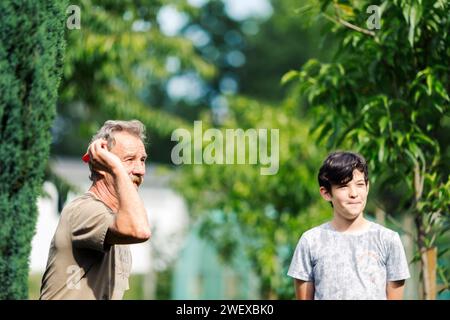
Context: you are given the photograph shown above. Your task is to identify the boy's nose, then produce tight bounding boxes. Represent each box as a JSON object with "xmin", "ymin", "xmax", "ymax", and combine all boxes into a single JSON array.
[{"xmin": 349, "ymin": 186, "xmax": 358, "ymax": 198}]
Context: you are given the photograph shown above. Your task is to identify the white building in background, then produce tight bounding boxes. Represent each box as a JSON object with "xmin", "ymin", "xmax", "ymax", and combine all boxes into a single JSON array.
[{"xmin": 31, "ymin": 157, "xmax": 190, "ymax": 296}]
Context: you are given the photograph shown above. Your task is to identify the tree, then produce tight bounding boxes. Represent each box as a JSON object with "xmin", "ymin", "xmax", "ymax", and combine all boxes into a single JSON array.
[
  {"xmin": 173, "ymin": 96, "xmax": 330, "ymax": 298},
  {"xmin": 54, "ymin": 0, "xmax": 216, "ymax": 163},
  {"xmin": 283, "ymin": 0, "xmax": 449, "ymax": 299},
  {"xmin": 237, "ymin": 0, "xmax": 334, "ymax": 102},
  {"xmin": 0, "ymin": 0, "xmax": 67, "ymax": 298},
  {"xmin": 169, "ymin": 0, "xmax": 338, "ymax": 298},
  {"xmin": 47, "ymin": 0, "xmax": 219, "ymax": 206}
]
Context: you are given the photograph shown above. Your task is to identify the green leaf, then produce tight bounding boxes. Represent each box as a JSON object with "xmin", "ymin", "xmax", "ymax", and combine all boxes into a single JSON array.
[
  {"xmin": 406, "ymin": 3, "xmax": 422, "ymax": 47},
  {"xmin": 414, "ymin": 90, "xmax": 421, "ymax": 103},
  {"xmin": 294, "ymin": 5, "xmax": 314, "ymax": 15},
  {"xmin": 411, "ymin": 111, "xmax": 417, "ymax": 123},
  {"xmin": 397, "ymin": 133, "xmax": 405, "ymax": 147},
  {"xmin": 408, "ymin": 15, "xmax": 416, "ymax": 46},
  {"xmin": 433, "ymin": 104, "xmax": 444, "ymax": 113},
  {"xmin": 378, "ymin": 139, "xmax": 385, "ymax": 162},
  {"xmin": 379, "ymin": 116, "xmax": 388, "ymax": 133},
  {"xmin": 434, "ymin": 81, "xmax": 450, "ymax": 101},
  {"xmin": 316, "ymin": 121, "xmax": 332, "ymax": 143},
  {"xmin": 408, "ymin": 142, "xmax": 425, "ymax": 165},
  {"xmin": 320, "ymin": 0, "xmax": 333, "ymax": 12},
  {"xmin": 281, "ymin": 70, "xmax": 299, "ymax": 85},
  {"xmin": 426, "ymin": 73, "xmax": 433, "ymax": 95},
  {"xmin": 335, "ymin": 4, "xmax": 354, "ymax": 17},
  {"xmin": 413, "ymin": 133, "xmax": 437, "ymax": 148}
]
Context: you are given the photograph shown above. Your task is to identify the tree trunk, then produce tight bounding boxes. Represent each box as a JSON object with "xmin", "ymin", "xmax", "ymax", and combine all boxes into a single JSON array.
[
  {"xmin": 415, "ymin": 214, "xmax": 437, "ymax": 300},
  {"xmin": 413, "ymin": 158, "xmax": 438, "ymax": 300},
  {"xmin": 420, "ymin": 247, "xmax": 437, "ymax": 300}
]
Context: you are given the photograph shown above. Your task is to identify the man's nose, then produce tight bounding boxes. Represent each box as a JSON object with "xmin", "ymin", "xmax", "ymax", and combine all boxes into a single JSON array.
[{"xmin": 132, "ymin": 161, "xmax": 146, "ymax": 176}]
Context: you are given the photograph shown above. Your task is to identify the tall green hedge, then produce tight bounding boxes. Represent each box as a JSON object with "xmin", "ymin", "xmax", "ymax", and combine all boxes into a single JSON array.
[{"xmin": 0, "ymin": 1, "xmax": 66, "ymax": 299}]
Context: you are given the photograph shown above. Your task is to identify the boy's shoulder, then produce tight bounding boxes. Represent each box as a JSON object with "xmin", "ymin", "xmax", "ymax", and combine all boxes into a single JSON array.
[
  {"xmin": 300, "ymin": 222, "xmax": 332, "ymax": 241},
  {"xmin": 367, "ymin": 221, "xmax": 398, "ymax": 234},
  {"xmin": 301, "ymin": 221, "xmax": 400, "ymax": 240}
]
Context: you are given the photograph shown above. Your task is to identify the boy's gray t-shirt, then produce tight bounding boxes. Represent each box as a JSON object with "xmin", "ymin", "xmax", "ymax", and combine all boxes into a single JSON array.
[{"xmin": 287, "ymin": 221, "xmax": 410, "ymax": 300}]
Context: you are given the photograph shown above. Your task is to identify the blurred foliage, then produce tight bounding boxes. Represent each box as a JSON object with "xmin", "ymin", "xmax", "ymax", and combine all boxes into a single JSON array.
[
  {"xmin": 49, "ymin": 0, "xmax": 335, "ymax": 299},
  {"xmin": 155, "ymin": 266, "xmax": 174, "ymax": 299},
  {"xmin": 0, "ymin": 0, "xmax": 67, "ymax": 298},
  {"xmin": 123, "ymin": 274, "xmax": 146, "ymax": 300},
  {"xmin": 44, "ymin": 162, "xmax": 81, "ymax": 212},
  {"xmin": 40, "ymin": 0, "xmax": 450, "ymax": 299},
  {"xmin": 237, "ymin": 0, "xmax": 336, "ymax": 102},
  {"xmin": 53, "ymin": 0, "xmax": 327, "ymax": 160},
  {"xmin": 28, "ymin": 274, "xmax": 43, "ymax": 300},
  {"xmin": 173, "ymin": 96, "xmax": 331, "ymax": 299},
  {"xmin": 54, "ymin": 0, "xmax": 216, "ymax": 162},
  {"xmin": 167, "ymin": 0, "xmax": 339, "ymax": 299},
  {"xmin": 283, "ymin": 0, "xmax": 449, "ymax": 297}
]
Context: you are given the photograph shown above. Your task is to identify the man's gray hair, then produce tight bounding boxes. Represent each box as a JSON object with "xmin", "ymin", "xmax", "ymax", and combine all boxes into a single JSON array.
[
  {"xmin": 88, "ymin": 120, "xmax": 146, "ymax": 181},
  {"xmin": 91, "ymin": 119, "xmax": 146, "ymax": 148}
]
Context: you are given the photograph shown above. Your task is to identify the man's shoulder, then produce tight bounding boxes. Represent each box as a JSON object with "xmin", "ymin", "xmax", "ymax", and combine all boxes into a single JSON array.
[{"xmin": 62, "ymin": 192, "xmax": 110, "ymax": 216}]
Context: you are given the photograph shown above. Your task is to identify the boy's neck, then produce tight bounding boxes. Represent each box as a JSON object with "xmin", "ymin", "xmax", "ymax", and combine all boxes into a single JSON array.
[{"xmin": 330, "ymin": 214, "xmax": 370, "ymax": 234}]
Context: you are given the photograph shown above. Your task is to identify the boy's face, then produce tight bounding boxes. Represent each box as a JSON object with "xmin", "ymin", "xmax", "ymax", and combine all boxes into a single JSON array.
[{"xmin": 319, "ymin": 169, "xmax": 369, "ymax": 221}]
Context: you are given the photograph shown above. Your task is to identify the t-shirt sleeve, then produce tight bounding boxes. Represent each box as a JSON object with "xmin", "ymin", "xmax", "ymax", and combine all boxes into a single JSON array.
[
  {"xmin": 386, "ymin": 232, "xmax": 411, "ymax": 281},
  {"xmin": 70, "ymin": 199, "xmax": 114, "ymax": 252},
  {"xmin": 287, "ymin": 235, "xmax": 314, "ymax": 281}
]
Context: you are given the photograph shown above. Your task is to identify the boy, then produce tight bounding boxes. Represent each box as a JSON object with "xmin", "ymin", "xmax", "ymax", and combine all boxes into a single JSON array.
[{"xmin": 288, "ymin": 151, "xmax": 410, "ymax": 300}]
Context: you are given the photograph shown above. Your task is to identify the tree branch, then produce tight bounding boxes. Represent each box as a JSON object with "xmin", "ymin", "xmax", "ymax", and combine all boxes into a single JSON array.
[{"xmin": 321, "ymin": 12, "xmax": 376, "ymax": 37}]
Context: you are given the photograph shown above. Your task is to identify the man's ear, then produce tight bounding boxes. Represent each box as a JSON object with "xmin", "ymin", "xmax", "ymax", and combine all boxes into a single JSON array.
[
  {"xmin": 319, "ymin": 186, "xmax": 332, "ymax": 201},
  {"xmin": 366, "ymin": 181, "xmax": 370, "ymax": 193}
]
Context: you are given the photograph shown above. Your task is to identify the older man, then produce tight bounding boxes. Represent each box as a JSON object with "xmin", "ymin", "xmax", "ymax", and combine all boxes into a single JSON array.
[{"xmin": 40, "ymin": 120, "xmax": 151, "ymax": 300}]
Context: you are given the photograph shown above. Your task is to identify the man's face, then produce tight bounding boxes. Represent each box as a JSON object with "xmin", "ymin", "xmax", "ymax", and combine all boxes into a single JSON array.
[
  {"xmin": 320, "ymin": 169, "xmax": 369, "ymax": 221},
  {"xmin": 109, "ymin": 131, "xmax": 147, "ymax": 188}
]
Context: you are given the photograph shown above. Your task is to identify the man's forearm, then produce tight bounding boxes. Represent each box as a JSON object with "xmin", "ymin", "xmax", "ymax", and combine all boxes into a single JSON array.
[{"xmin": 113, "ymin": 168, "xmax": 150, "ymax": 239}]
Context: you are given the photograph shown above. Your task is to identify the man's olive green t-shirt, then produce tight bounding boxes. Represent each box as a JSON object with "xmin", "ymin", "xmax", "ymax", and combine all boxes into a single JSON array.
[{"xmin": 40, "ymin": 192, "xmax": 132, "ymax": 300}]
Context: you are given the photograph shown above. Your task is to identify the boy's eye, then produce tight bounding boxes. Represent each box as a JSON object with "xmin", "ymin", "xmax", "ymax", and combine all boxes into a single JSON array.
[{"xmin": 357, "ymin": 183, "xmax": 366, "ymax": 187}]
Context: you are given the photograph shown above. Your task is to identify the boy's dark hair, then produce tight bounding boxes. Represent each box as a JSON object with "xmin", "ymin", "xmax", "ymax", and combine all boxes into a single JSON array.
[{"xmin": 318, "ymin": 151, "xmax": 369, "ymax": 194}]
